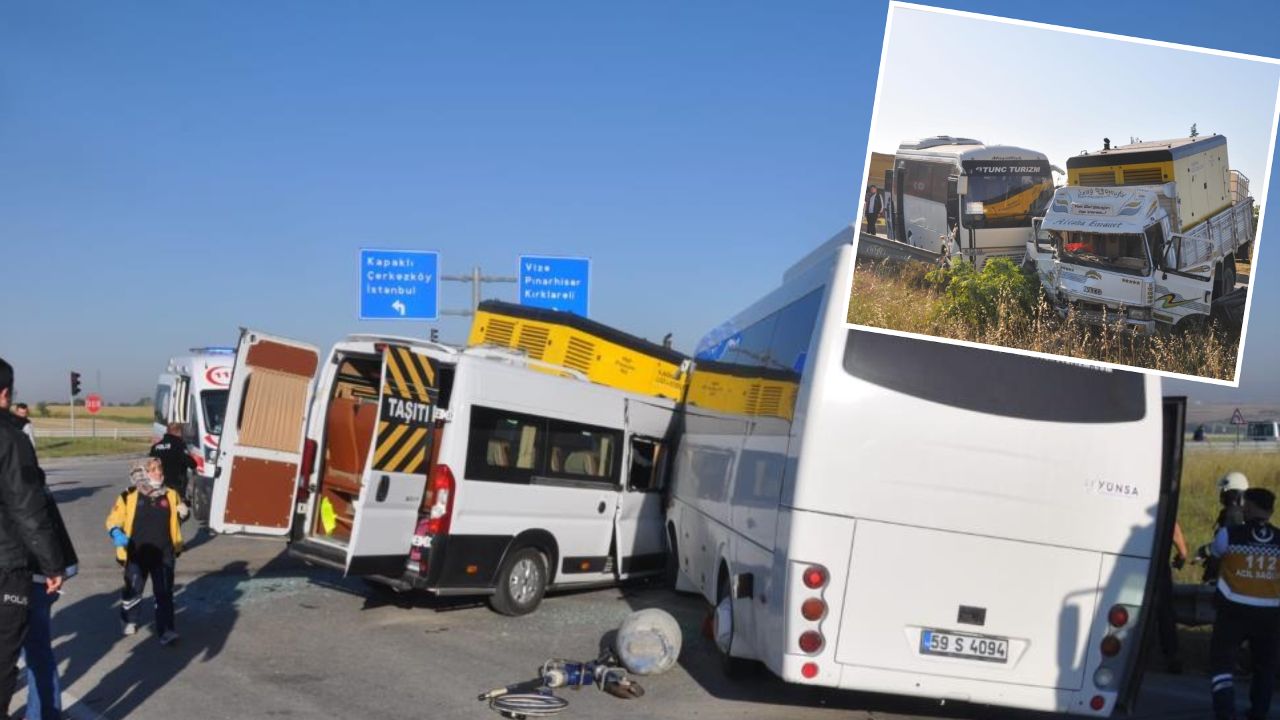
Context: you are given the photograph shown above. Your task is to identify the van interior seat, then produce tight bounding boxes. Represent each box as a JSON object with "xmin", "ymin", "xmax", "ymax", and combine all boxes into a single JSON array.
[
  {"xmin": 488, "ymin": 440, "xmax": 511, "ymax": 467},
  {"xmin": 564, "ymin": 450, "xmax": 598, "ymax": 476}
]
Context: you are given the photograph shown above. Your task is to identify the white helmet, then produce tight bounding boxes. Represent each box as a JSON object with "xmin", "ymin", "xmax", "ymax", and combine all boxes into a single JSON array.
[{"xmin": 1218, "ymin": 471, "xmax": 1249, "ymax": 493}]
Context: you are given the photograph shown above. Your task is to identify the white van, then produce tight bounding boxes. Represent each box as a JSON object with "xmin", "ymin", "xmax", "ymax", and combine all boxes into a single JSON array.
[
  {"xmin": 152, "ymin": 348, "xmax": 235, "ymax": 519},
  {"xmin": 210, "ymin": 331, "xmax": 676, "ymax": 614}
]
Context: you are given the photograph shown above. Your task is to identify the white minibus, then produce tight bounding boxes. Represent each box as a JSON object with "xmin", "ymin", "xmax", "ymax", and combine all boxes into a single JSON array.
[{"xmin": 210, "ymin": 325, "xmax": 680, "ymax": 615}]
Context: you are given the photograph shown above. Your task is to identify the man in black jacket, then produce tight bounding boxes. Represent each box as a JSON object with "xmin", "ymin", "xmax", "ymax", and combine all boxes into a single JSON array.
[
  {"xmin": 149, "ymin": 422, "xmax": 196, "ymax": 499},
  {"xmin": 0, "ymin": 357, "xmax": 66, "ymax": 714}
]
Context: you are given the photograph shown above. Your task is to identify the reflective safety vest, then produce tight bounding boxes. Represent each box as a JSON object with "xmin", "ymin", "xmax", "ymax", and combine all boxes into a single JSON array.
[{"xmin": 1217, "ymin": 521, "xmax": 1280, "ymax": 607}]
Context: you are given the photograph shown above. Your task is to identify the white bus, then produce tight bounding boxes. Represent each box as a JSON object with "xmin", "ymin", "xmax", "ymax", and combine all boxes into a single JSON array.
[
  {"xmin": 889, "ymin": 137, "xmax": 1054, "ymax": 267},
  {"xmin": 210, "ymin": 329, "xmax": 678, "ymax": 615},
  {"xmin": 152, "ymin": 347, "xmax": 235, "ymax": 519},
  {"xmin": 669, "ymin": 228, "xmax": 1184, "ymax": 716}
]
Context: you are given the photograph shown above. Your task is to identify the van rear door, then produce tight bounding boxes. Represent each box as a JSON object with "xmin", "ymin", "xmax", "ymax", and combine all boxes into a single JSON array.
[
  {"xmin": 209, "ymin": 330, "xmax": 320, "ymax": 536},
  {"xmin": 345, "ymin": 345, "xmax": 438, "ymax": 576}
]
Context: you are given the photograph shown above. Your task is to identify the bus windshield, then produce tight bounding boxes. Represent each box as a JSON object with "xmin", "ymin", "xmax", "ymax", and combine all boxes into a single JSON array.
[
  {"xmin": 202, "ymin": 390, "xmax": 229, "ymax": 436},
  {"xmin": 961, "ymin": 161, "xmax": 1053, "ymax": 229},
  {"xmin": 1053, "ymin": 230, "xmax": 1152, "ymax": 276}
]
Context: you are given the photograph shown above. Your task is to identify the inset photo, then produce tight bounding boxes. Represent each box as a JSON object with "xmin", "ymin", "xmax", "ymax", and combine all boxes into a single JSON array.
[{"xmin": 849, "ymin": 2, "xmax": 1280, "ymax": 384}]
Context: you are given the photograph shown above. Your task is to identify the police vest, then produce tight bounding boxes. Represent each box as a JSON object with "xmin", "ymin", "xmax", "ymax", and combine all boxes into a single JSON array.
[{"xmin": 1218, "ymin": 521, "xmax": 1280, "ymax": 607}]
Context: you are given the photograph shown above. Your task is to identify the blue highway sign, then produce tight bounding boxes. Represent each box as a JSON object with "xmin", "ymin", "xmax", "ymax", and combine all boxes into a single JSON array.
[
  {"xmin": 360, "ymin": 249, "xmax": 439, "ymax": 321},
  {"xmin": 519, "ymin": 255, "xmax": 590, "ymax": 317}
]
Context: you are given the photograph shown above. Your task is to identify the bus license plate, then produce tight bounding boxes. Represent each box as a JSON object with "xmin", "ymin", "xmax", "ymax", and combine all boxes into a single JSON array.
[{"xmin": 920, "ymin": 629, "xmax": 1008, "ymax": 663}]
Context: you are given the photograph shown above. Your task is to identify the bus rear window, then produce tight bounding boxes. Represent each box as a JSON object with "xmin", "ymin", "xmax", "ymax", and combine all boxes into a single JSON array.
[{"xmin": 843, "ymin": 330, "xmax": 1145, "ymax": 423}]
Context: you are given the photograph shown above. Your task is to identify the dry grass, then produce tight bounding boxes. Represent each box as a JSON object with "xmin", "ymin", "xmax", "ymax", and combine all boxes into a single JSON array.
[{"xmin": 848, "ymin": 260, "xmax": 1240, "ymax": 380}]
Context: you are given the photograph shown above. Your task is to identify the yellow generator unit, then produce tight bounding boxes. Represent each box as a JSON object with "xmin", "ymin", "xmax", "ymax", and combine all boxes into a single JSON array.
[
  {"xmin": 1067, "ymin": 135, "xmax": 1231, "ymax": 231},
  {"xmin": 468, "ymin": 300, "xmax": 690, "ymax": 401},
  {"xmin": 684, "ymin": 361, "xmax": 800, "ymax": 422}
]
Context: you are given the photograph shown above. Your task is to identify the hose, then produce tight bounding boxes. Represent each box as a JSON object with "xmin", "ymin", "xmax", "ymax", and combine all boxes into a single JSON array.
[{"xmin": 487, "ymin": 692, "xmax": 569, "ymax": 719}]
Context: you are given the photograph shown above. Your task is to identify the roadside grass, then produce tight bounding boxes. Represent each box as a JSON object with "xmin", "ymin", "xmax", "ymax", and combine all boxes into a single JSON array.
[
  {"xmin": 848, "ymin": 259, "xmax": 1240, "ymax": 380},
  {"xmin": 35, "ymin": 436, "xmax": 151, "ymax": 459},
  {"xmin": 39, "ymin": 404, "xmax": 153, "ymax": 425}
]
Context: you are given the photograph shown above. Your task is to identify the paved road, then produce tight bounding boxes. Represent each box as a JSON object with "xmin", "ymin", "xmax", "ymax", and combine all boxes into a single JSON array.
[{"xmin": 6, "ymin": 455, "xmax": 1256, "ymax": 720}]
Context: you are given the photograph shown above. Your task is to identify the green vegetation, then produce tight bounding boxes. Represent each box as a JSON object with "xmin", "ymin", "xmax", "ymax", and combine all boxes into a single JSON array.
[
  {"xmin": 35, "ymin": 436, "xmax": 151, "ymax": 459},
  {"xmin": 849, "ymin": 259, "xmax": 1239, "ymax": 380},
  {"xmin": 42, "ymin": 404, "xmax": 153, "ymax": 425}
]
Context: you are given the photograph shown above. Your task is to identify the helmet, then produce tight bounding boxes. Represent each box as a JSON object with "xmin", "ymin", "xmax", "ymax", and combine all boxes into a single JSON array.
[{"xmin": 1218, "ymin": 471, "xmax": 1249, "ymax": 493}]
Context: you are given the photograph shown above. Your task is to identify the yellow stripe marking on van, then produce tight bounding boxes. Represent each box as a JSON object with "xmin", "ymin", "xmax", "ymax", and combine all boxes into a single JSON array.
[
  {"xmin": 374, "ymin": 423, "xmax": 411, "ymax": 466},
  {"xmin": 386, "ymin": 427, "xmax": 428, "ymax": 472}
]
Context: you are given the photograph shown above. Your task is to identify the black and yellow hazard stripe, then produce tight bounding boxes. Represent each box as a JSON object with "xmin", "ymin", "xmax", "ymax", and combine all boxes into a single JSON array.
[
  {"xmin": 383, "ymin": 345, "xmax": 435, "ymax": 402},
  {"xmin": 372, "ymin": 345, "xmax": 437, "ymax": 474}
]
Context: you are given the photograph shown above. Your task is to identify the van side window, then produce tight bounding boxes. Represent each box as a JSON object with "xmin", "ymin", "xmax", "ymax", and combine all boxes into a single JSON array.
[
  {"xmin": 546, "ymin": 420, "xmax": 619, "ymax": 485},
  {"xmin": 465, "ymin": 406, "xmax": 542, "ymax": 483},
  {"xmin": 627, "ymin": 437, "xmax": 667, "ymax": 493}
]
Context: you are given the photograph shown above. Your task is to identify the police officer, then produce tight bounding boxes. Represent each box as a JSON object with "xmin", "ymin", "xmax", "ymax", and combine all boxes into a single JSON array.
[
  {"xmin": 149, "ymin": 422, "xmax": 196, "ymax": 499},
  {"xmin": 0, "ymin": 357, "xmax": 66, "ymax": 715},
  {"xmin": 1209, "ymin": 487, "xmax": 1280, "ymax": 720}
]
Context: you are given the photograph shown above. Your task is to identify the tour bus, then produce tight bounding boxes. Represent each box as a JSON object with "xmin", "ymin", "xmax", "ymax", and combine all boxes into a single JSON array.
[
  {"xmin": 668, "ymin": 227, "xmax": 1184, "ymax": 716},
  {"xmin": 889, "ymin": 137, "xmax": 1054, "ymax": 267},
  {"xmin": 152, "ymin": 348, "xmax": 235, "ymax": 519},
  {"xmin": 209, "ymin": 313, "xmax": 684, "ymax": 615}
]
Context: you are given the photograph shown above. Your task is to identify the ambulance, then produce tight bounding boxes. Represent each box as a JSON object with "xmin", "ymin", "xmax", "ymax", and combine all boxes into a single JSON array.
[{"xmin": 152, "ymin": 347, "xmax": 235, "ymax": 521}]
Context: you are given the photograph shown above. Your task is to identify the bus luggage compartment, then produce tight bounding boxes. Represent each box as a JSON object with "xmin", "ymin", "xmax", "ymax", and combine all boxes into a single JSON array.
[{"xmin": 834, "ymin": 520, "xmax": 1102, "ymax": 690}]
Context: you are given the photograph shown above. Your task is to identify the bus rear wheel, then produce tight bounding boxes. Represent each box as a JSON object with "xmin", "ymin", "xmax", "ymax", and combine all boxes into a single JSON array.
[
  {"xmin": 712, "ymin": 566, "xmax": 755, "ymax": 678},
  {"xmin": 489, "ymin": 547, "xmax": 548, "ymax": 617}
]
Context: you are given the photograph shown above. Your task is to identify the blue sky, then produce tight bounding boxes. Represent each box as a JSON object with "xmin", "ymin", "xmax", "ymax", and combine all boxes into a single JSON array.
[{"xmin": 2, "ymin": 1, "xmax": 1278, "ymax": 408}]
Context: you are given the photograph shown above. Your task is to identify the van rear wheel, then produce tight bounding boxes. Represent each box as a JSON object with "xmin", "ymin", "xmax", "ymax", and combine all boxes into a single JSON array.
[{"xmin": 489, "ymin": 547, "xmax": 548, "ymax": 617}]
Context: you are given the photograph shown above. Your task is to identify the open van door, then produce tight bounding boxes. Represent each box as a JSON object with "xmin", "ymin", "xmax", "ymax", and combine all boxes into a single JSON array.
[
  {"xmin": 209, "ymin": 330, "xmax": 320, "ymax": 536},
  {"xmin": 614, "ymin": 399, "xmax": 675, "ymax": 577},
  {"xmin": 345, "ymin": 344, "xmax": 438, "ymax": 576}
]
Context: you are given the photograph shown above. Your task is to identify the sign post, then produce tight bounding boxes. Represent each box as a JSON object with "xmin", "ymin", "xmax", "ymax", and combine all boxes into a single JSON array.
[
  {"xmin": 359, "ymin": 249, "xmax": 440, "ymax": 322},
  {"xmin": 1231, "ymin": 408, "xmax": 1246, "ymax": 447},
  {"xmin": 85, "ymin": 393, "xmax": 102, "ymax": 439},
  {"xmin": 518, "ymin": 255, "xmax": 591, "ymax": 317}
]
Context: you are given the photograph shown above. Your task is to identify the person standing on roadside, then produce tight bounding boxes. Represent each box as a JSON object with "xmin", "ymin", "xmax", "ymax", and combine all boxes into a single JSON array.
[
  {"xmin": 149, "ymin": 422, "xmax": 196, "ymax": 500},
  {"xmin": 1155, "ymin": 521, "xmax": 1190, "ymax": 673},
  {"xmin": 106, "ymin": 457, "xmax": 188, "ymax": 645},
  {"xmin": 21, "ymin": 477, "xmax": 78, "ymax": 719},
  {"xmin": 0, "ymin": 357, "xmax": 67, "ymax": 715},
  {"xmin": 864, "ymin": 185, "xmax": 884, "ymax": 235},
  {"xmin": 12, "ymin": 403, "xmax": 34, "ymax": 451},
  {"xmin": 1209, "ymin": 487, "xmax": 1280, "ymax": 720}
]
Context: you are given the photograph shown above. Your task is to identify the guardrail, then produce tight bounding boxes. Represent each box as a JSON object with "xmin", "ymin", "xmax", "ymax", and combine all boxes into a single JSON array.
[
  {"xmin": 1184, "ymin": 438, "xmax": 1280, "ymax": 453},
  {"xmin": 36, "ymin": 428, "xmax": 153, "ymax": 439}
]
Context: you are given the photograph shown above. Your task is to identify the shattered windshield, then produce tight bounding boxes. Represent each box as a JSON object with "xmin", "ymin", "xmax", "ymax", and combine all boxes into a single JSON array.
[{"xmin": 1052, "ymin": 230, "xmax": 1152, "ymax": 276}]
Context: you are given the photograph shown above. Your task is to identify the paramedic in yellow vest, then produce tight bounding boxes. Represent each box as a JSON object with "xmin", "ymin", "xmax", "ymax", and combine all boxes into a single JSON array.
[
  {"xmin": 105, "ymin": 458, "xmax": 188, "ymax": 645},
  {"xmin": 1209, "ymin": 487, "xmax": 1280, "ymax": 720}
]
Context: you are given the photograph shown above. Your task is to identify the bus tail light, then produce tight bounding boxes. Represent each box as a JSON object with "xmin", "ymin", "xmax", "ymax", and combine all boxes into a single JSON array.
[
  {"xmin": 802, "ymin": 565, "xmax": 828, "ymax": 590},
  {"xmin": 801, "ymin": 598, "xmax": 826, "ymax": 621},
  {"xmin": 798, "ymin": 630, "xmax": 824, "ymax": 654},
  {"xmin": 800, "ymin": 662, "xmax": 819, "ymax": 679},
  {"xmin": 1107, "ymin": 604, "xmax": 1129, "ymax": 628},
  {"xmin": 1099, "ymin": 635, "xmax": 1121, "ymax": 658},
  {"xmin": 297, "ymin": 439, "xmax": 318, "ymax": 502},
  {"xmin": 1089, "ymin": 695, "xmax": 1105, "ymax": 711},
  {"xmin": 425, "ymin": 464, "xmax": 456, "ymax": 536}
]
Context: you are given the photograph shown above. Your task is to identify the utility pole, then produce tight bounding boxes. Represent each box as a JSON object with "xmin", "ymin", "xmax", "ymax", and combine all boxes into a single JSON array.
[{"xmin": 441, "ymin": 265, "xmax": 517, "ymax": 318}]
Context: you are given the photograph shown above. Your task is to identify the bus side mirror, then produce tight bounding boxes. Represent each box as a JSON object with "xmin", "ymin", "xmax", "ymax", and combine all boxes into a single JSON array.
[{"xmin": 956, "ymin": 176, "xmax": 969, "ymax": 195}]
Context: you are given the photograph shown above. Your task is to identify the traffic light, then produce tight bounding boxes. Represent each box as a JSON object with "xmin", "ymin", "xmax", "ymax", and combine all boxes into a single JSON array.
[{"xmin": 70, "ymin": 372, "xmax": 81, "ymax": 397}]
